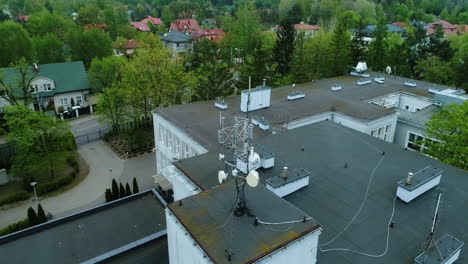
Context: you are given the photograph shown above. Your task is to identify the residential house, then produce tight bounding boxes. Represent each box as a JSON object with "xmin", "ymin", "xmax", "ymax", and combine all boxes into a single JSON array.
[
  {"xmin": 131, "ymin": 21, "xmax": 150, "ymax": 32},
  {"xmin": 191, "ymin": 29, "xmax": 225, "ymax": 42},
  {"xmin": 169, "ymin": 19, "xmax": 200, "ymax": 34},
  {"xmin": 160, "ymin": 31, "xmax": 193, "ymax": 54},
  {"xmin": 83, "ymin": 24, "xmax": 107, "ymax": 31},
  {"xmin": 272, "ymin": 22, "xmax": 320, "ymax": 38},
  {"xmin": 355, "ymin": 24, "xmax": 407, "ymax": 38},
  {"xmin": 427, "ymin": 19, "xmax": 460, "ymax": 37},
  {"xmin": 17, "ymin": 15, "xmax": 28, "ymax": 22},
  {"xmin": 141, "ymin": 16, "xmax": 162, "ymax": 26},
  {"xmin": 113, "ymin": 39, "xmax": 138, "ymax": 57},
  {"xmin": 0, "ymin": 61, "xmax": 92, "ymax": 116}
]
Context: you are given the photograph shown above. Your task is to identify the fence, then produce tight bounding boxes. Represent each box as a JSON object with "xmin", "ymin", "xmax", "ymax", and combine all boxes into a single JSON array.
[{"xmin": 74, "ymin": 118, "xmax": 153, "ymax": 146}]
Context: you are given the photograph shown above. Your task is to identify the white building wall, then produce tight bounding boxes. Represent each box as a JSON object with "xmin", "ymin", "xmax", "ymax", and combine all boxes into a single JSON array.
[
  {"xmin": 153, "ymin": 113, "xmax": 208, "ymax": 176},
  {"xmin": 398, "ymin": 94, "xmax": 433, "ymax": 112},
  {"xmin": 31, "ymin": 77, "xmax": 55, "ymax": 92},
  {"xmin": 53, "ymin": 90, "xmax": 90, "ymax": 111},
  {"xmin": 167, "ymin": 208, "xmax": 322, "ymax": 264},
  {"xmin": 166, "ymin": 209, "xmax": 213, "ymax": 264},
  {"xmin": 394, "ymin": 120, "xmax": 426, "ymax": 148},
  {"xmin": 162, "ymin": 165, "xmax": 201, "ymax": 201}
]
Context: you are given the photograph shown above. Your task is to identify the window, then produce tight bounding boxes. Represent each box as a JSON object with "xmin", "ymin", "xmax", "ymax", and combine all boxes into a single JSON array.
[
  {"xmin": 404, "ymin": 105, "xmax": 410, "ymax": 111},
  {"xmin": 370, "ymin": 130, "xmax": 376, "ymax": 137},
  {"xmin": 415, "ymin": 108, "xmax": 421, "ymax": 112},
  {"xmin": 44, "ymin": 83, "xmax": 52, "ymax": 91},
  {"xmin": 76, "ymin": 96, "xmax": 82, "ymax": 106},
  {"xmin": 60, "ymin": 98, "xmax": 68, "ymax": 106},
  {"xmin": 406, "ymin": 132, "xmax": 435, "ymax": 151},
  {"xmin": 31, "ymin": 85, "xmax": 38, "ymax": 93},
  {"xmin": 383, "ymin": 125, "xmax": 391, "ymax": 141}
]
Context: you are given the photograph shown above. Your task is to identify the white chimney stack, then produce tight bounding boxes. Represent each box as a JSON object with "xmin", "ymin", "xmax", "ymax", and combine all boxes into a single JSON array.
[{"xmin": 406, "ymin": 172, "xmax": 413, "ymax": 185}]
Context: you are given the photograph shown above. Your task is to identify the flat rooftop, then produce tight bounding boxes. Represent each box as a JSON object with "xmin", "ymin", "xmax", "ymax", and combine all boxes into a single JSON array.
[
  {"xmin": 175, "ymin": 121, "xmax": 468, "ymax": 264},
  {"xmin": 168, "ymin": 180, "xmax": 320, "ymax": 264},
  {"xmin": 156, "ymin": 73, "xmax": 450, "ymax": 151},
  {"xmin": 0, "ymin": 191, "xmax": 167, "ymax": 264}
]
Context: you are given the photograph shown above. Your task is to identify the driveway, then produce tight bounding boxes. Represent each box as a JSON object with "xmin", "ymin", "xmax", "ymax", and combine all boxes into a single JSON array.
[
  {"xmin": 0, "ymin": 141, "xmax": 156, "ymax": 230},
  {"xmin": 69, "ymin": 114, "xmax": 110, "ymax": 137}
]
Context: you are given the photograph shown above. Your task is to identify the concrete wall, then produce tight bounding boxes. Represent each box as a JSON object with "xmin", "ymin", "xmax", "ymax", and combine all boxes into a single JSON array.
[{"xmin": 153, "ymin": 113, "xmax": 208, "ymax": 176}]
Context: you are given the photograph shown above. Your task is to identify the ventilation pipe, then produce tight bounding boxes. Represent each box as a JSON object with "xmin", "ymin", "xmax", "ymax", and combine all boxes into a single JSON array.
[
  {"xmin": 406, "ymin": 172, "xmax": 413, "ymax": 185},
  {"xmin": 282, "ymin": 167, "xmax": 288, "ymax": 179}
]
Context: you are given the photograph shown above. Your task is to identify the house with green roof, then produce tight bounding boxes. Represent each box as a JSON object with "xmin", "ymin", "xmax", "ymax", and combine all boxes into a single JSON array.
[{"xmin": 0, "ymin": 61, "xmax": 91, "ymax": 114}]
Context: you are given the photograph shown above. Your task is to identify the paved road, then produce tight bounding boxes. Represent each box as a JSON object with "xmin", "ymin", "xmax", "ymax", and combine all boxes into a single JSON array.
[
  {"xmin": 69, "ymin": 114, "xmax": 110, "ymax": 137},
  {"xmin": 0, "ymin": 141, "xmax": 156, "ymax": 229}
]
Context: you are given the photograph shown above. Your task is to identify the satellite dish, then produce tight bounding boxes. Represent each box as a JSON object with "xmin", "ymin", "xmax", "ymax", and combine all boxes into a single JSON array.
[
  {"xmin": 292, "ymin": 83, "xmax": 296, "ymax": 88},
  {"xmin": 246, "ymin": 170, "xmax": 259, "ymax": 187},
  {"xmin": 386, "ymin": 66, "xmax": 392, "ymax": 75},
  {"xmin": 218, "ymin": 170, "xmax": 228, "ymax": 184},
  {"xmin": 219, "ymin": 153, "xmax": 225, "ymax": 160}
]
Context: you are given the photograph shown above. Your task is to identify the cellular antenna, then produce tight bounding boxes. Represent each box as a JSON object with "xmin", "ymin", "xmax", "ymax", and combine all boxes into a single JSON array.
[{"xmin": 423, "ymin": 193, "xmax": 442, "ymax": 252}]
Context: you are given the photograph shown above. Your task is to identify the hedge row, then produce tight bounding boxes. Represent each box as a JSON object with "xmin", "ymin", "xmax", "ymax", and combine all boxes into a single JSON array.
[
  {"xmin": 36, "ymin": 175, "xmax": 74, "ymax": 196},
  {"xmin": 0, "ymin": 218, "xmax": 32, "ymax": 237},
  {"xmin": 0, "ymin": 191, "xmax": 30, "ymax": 206}
]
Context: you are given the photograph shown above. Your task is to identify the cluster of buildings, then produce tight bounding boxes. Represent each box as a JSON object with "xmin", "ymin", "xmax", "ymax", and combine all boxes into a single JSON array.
[{"xmin": 1, "ymin": 67, "xmax": 466, "ymax": 263}]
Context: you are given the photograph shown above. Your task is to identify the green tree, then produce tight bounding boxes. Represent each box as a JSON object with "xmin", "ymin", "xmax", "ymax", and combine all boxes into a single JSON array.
[
  {"xmin": 160, "ymin": 5, "xmax": 173, "ymax": 27},
  {"xmin": 112, "ymin": 179, "xmax": 119, "ymax": 200},
  {"xmin": 273, "ymin": 18, "xmax": 296, "ymax": 77},
  {"xmin": 415, "ymin": 56, "xmax": 453, "ymax": 85},
  {"xmin": 66, "ymin": 29, "xmax": 113, "ymax": 68},
  {"xmin": 27, "ymin": 206, "xmax": 38, "ymax": 225},
  {"xmin": 239, "ymin": 37, "xmax": 275, "ymax": 89},
  {"xmin": 25, "ymin": 11, "xmax": 76, "ymax": 40},
  {"xmin": 0, "ymin": 58, "xmax": 37, "ymax": 106},
  {"xmin": 104, "ymin": 5, "xmax": 128, "ymax": 40},
  {"xmin": 132, "ymin": 177, "xmax": 139, "ymax": 194},
  {"xmin": 308, "ymin": 31, "xmax": 333, "ymax": 80},
  {"xmin": 105, "ymin": 188, "xmax": 112, "ymax": 202},
  {"xmin": 368, "ymin": 20, "xmax": 388, "ymax": 71},
  {"xmin": 76, "ymin": 4, "xmax": 103, "ymax": 25},
  {"xmin": 32, "ymin": 34, "xmax": 65, "ymax": 64},
  {"xmin": 453, "ymin": 56, "xmax": 468, "ymax": 92},
  {"xmin": 290, "ymin": 32, "xmax": 309, "ymax": 83},
  {"xmin": 125, "ymin": 183, "xmax": 132, "ymax": 196},
  {"xmin": 4, "ymin": 105, "xmax": 76, "ymax": 179},
  {"xmin": 0, "ymin": 21, "xmax": 34, "ymax": 67},
  {"xmin": 119, "ymin": 183, "xmax": 125, "ymax": 198},
  {"xmin": 329, "ymin": 22, "xmax": 351, "ymax": 76},
  {"xmin": 350, "ymin": 18, "xmax": 367, "ymax": 64},
  {"xmin": 424, "ymin": 101, "xmax": 468, "ymax": 170},
  {"xmin": 88, "ymin": 56, "xmax": 127, "ymax": 93},
  {"xmin": 37, "ymin": 203, "xmax": 47, "ymax": 223},
  {"xmin": 96, "ymin": 87, "xmax": 127, "ymax": 133}
]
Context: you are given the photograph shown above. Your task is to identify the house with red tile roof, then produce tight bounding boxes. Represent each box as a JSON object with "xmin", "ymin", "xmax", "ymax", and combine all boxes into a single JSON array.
[
  {"xmin": 113, "ymin": 39, "xmax": 138, "ymax": 57},
  {"xmin": 427, "ymin": 20, "xmax": 460, "ymax": 37},
  {"xmin": 83, "ymin": 24, "xmax": 107, "ymax": 30},
  {"xmin": 191, "ymin": 29, "xmax": 225, "ymax": 42},
  {"xmin": 273, "ymin": 22, "xmax": 320, "ymax": 38},
  {"xmin": 392, "ymin": 22, "xmax": 407, "ymax": 28},
  {"xmin": 141, "ymin": 16, "xmax": 162, "ymax": 26},
  {"xmin": 131, "ymin": 21, "xmax": 150, "ymax": 32},
  {"xmin": 169, "ymin": 19, "xmax": 200, "ymax": 34}
]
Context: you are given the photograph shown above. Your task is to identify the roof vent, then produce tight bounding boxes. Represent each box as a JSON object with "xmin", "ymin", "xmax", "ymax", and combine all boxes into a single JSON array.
[
  {"xmin": 414, "ymin": 234, "xmax": 464, "ymax": 264},
  {"xmin": 214, "ymin": 99, "xmax": 228, "ymax": 110},
  {"xmin": 350, "ymin": 61, "xmax": 370, "ymax": 77},
  {"xmin": 266, "ymin": 168, "xmax": 310, "ymax": 197},
  {"xmin": 374, "ymin": 76, "xmax": 385, "ymax": 84},
  {"xmin": 357, "ymin": 78, "xmax": 371, "ymax": 86},
  {"xmin": 288, "ymin": 91, "xmax": 305, "ymax": 100},
  {"xmin": 236, "ymin": 144, "xmax": 275, "ymax": 173},
  {"xmin": 396, "ymin": 166, "xmax": 442, "ymax": 203},
  {"xmin": 331, "ymin": 83, "xmax": 342, "ymax": 91},
  {"xmin": 404, "ymin": 80, "xmax": 417, "ymax": 87},
  {"xmin": 251, "ymin": 116, "xmax": 269, "ymax": 130}
]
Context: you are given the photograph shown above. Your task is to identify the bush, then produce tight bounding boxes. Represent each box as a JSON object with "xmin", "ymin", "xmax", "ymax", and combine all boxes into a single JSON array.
[
  {"xmin": 0, "ymin": 191, "xmax": 30, "ymax": 206},
  {"xmin": 36, "ymin": 175, "xmax": 73, "ymax": 195},
  {"xmin": 0, "ymin": 219, "xmax": 32, "ymax": 236}
]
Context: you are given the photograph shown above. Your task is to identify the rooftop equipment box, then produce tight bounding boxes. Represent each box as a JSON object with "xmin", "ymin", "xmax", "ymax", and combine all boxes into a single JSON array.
[{"xmin": 240, "ymin": 86, "xmax": 271, "ymax": 112}]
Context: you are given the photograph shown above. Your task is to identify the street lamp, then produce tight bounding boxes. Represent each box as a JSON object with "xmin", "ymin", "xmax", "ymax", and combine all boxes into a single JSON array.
[{"xmin": 30, "ymin": 182, "xmax": 38, "ymax": 204}]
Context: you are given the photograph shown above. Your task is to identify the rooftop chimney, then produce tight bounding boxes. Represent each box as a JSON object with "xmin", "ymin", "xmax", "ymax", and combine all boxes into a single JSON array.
[
  {"xmin": 33, "ymin": 63, "xmax": 38, "ymax": 73},
  {"xmin": 406, "ymin": 172, "xmax": 413, "ymax": 185}
]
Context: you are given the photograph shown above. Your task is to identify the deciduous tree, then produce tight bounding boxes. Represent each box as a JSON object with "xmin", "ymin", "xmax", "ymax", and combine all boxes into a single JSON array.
[
  {"xmin": 0, "ymin": 21, "xmax": 34, "ymax": 67},
  {"xmin": 0, "ymin": 58, "xmax": 37, "ymax": 106},
  {"xmin": 96, "ymin": 87, "xmax": 127, "ymax": 133}
]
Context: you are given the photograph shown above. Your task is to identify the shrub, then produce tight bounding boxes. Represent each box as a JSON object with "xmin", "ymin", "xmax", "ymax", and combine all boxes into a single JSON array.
[
  {"xmin": 0, "ymin": 191, "xmax": 30, "ymax": 206},
  {"xmin": 37, "ymin": 204, "xmax": 47, "ymax": 224},
  {"xmin": 125, "ymin": 183, "xmax": 132, "ymax": 196},
  {"xmin": 27, "ymin": 207, "xmax": 38, "ymax": 225},
  {"xmin": 132, "ymin": 177, "xmax": 139, "ymax": 194},
  {"xmin": 36, "ymin": 175, "xmax": 73, "ymax": 195},
  {"xmin": 105, "ymin": 188, "xmax": 112, "ymax": 203},
  {"xmin": 0, "ymin": 219, "xmax": 32, "ymax": 236}
]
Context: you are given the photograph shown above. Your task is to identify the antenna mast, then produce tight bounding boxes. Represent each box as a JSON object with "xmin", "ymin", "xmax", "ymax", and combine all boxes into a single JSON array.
[{"xmin": 424, "ymin": 193, "xmax": 442, "ymax": 252}]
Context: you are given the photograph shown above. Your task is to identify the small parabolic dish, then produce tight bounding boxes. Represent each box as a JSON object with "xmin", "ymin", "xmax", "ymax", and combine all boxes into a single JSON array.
[
  {"xmin": 218, "ymin": 170, "xmax": 228, "ymax": 184},
  {"xmin": 246, "ymin": 170, "xmax": 259, "ymax": 187}
]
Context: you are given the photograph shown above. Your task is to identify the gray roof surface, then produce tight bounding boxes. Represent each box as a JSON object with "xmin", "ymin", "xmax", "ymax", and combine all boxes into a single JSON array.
[
  {"xmin": 0, "ymin": 61, "xmax": 90, "ymax": 98},
  {"xmin": 168, "ymin": 180, "xmax": 320, "ymax": 264},
  {"xmin": 358, "ymin": 24, "xmax": 407, "ymax": 34},
  {"xmin": 160, "ymin": 31, "xmax": 192, "ymax": 43},
  {"xmin": 397, "ymin": 105, "xmax": 440, "ymax": 127},
  {"xmin": 0, "ymin": 191, "xmax": 167, "ymax": 264},
  {"xmin": 156, "ymin": 73, "xmax": 451, "ymax": 151},
  {"xmin": 102, "ymin": 236, "xmax": 169, "ymax": 264},
  {"xmin": 175, "ymin": 121, "xmax": 468, "ymax": 264}
]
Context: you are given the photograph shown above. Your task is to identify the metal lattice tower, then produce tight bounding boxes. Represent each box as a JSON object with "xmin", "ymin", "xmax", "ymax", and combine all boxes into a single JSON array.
[{"xmin": 218, "ymin": 114, "xmax": 253, "ymax": 159}]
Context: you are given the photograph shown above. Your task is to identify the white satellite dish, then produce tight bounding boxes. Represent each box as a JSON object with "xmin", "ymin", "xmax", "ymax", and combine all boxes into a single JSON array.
[
  {"xmin": 218, "ymin": 170, "xmax": 228, "ymax": 184},
  {"xmin": 292, "ymin": 83, "xmax": 296, "ymax": 88},
  {"xmin": 386, "ymin": 66, "xmax": 392, "ymax": 75},
  {"xmin": 219, "ymin": 153, "xmax": 225, "ymax": 160},
  {"xmin": 246, "ymin": 170, "xmax": 259, "ymax": 187}
]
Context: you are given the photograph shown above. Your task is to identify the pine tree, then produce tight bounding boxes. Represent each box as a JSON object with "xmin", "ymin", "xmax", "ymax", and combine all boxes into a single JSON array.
[
  {"xmin": 133, "ymin": 177, "xmax": 139, "ymax": 194},
  {"xmin": 119, "ymin": 183, "xmax": 126, "ymax": 198},
  {"xmin": 350, "ymin": 18, "xmax": 367, "ymax": 65},
  {"xmin": 105, "ymin": 188, "xmax": 112, "ymax": 202},
  {"xmin": 37, "ymin": 204, "xmax": 47, "ymax": 224},
  {"xmin": 330, "ymin": 22, "xmax": 351, "ymax": 76},
  {"xmin": 125, "ymin": 183, "xmax": 132, "ymax": 196},
  {"xmin": 112, "ymin": 179, "xmax": 119, "ymax": 200},
  {"xmin": 27, "ymin": 206, "xmax": 38, "ymax": 225},
  {"xmin": 368, "ymin": 20, "xmax": 388, "ymax": 71},
  {"xmin": 273, "ymin": 18, "xmax": 296, "ymax": 77},
  {"xmin": 290, "ymin": 32, "xmax": 310, "ymax": 83}
]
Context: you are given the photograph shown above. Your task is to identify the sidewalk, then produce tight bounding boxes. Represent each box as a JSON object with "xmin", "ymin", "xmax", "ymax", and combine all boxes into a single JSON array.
[{"xmin": 0, "ymin": 141, "xmax": 124, "ymax": 229}]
